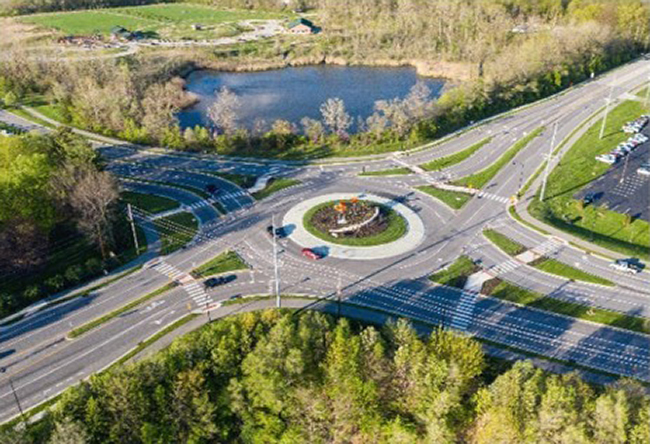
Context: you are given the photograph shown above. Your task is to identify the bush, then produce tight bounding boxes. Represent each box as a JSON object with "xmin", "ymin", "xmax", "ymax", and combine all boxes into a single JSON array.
[
  {"xmin": 85, "ymin": 258, "xmax": 102, "ymax": 275},
  {"xmin": 64, "ymin": 265, "xmax": 85, "ymax": 285},
  {"xmin": 22, "ymin": 284, "xmax": 41, "ymax": 302},
  {"xmin": 45, "ymin": 275, "xmax": 65, "ymax": 293}
]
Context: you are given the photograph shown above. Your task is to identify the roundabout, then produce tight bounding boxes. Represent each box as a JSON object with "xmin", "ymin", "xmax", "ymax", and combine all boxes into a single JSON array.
[{"xmin": 282, "ymin": 193, "xmax": 425, "ymax": 260}]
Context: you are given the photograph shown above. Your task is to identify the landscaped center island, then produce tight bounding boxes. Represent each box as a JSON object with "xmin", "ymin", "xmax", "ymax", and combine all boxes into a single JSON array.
[{"xmin": 303, "ymin": 199, "xmax": 407, "ymax": 246}]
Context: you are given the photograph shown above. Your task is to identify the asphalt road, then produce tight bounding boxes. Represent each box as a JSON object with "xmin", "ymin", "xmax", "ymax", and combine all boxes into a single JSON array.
[{"xmin": 0, "ymin": 57, "xmax": 649, "ymax": 424}]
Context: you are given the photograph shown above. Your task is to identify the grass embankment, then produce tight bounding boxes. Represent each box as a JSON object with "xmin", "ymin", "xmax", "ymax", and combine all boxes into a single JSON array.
[
  {"xmin": 481, "ymin": 279, "xmax": 650, "ymax": 335},
  {"xmin": 124, "ymin": 177, "xmax": 227, "ymax": 214},
  {"xmin": 191, "ymin": 251, "xmax": 248, "ymax": 278},
  {"xmin": 68, "ymin": 282, "xmax": 177, "ymax": 338},
  {"xmin": 359, "ymin": 167, "xmax": 412, "ymax": 177},
  {"xmin": 154, "ymin": 212, "xmax": 199, "ymax": 255},
  {"xmin": 429, "ymin": 256, "xmax": 479, "ymax": 288},
  {"xmin": 483, "ymin": 229, "xmax": 614, "ymax": 286},
  {"xmin": 252, "ymin": 178, "xmax": 301, "ymax": 200},
  {"xmin": 121, "ymin": 191, "xmax": 179, "ymax": 214},
  {"xmin": 303, "ymin": 202, "xmax": 407, "ymax": 247},
  {"xmin": 528, "ymin": 100, "xmax": 650, "ymax": 259},
  {"xmin": 416, "ymin": 186, "xmax": 473, "ymax": 210},
  {"xmin": 420, "ymin": 137, "xmax": 493, "ymax": 171},
  {"xmin": 453, "ymin": 127, "xmax": 544, "ymax": 189}
]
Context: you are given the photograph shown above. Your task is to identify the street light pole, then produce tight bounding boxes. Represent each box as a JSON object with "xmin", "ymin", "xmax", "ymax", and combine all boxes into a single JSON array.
[
  {"xmin": 599, "ymin": 86, "xmax": 614, "ymax": 140},
  {"xmin": 540, "ymin": 123, "xmax": 558, "ymax": 202},
  {"xmin": 272, "ymin": 215, "xmax": 281, "ymax": 308},
  {"xmin": 337, "ymin": 273, "xmax": 342, "ymax": 318},
  {"xmin": 1, "ymin": 369, "xmax": 25, "ymax": 425},
  {"xmin": 127, "ymin": 204, "xmax": 140, "ymax": 254}
]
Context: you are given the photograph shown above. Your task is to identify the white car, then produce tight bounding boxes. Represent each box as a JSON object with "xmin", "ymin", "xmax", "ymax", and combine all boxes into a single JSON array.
[
  {"xmin": 596, "ymin": 154, "xmax": 617, "ymax": 164},
  {"xmin": 610, "ymin": 259, "xmax": 642, "ymax": 274},
  {"xmin": 637, "ymin": 166, "xmax": 650, "ymax": 176}
]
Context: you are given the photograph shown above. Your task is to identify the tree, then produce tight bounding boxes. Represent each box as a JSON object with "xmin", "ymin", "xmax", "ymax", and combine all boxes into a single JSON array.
[
  {"xmin": 48, "ymin": 418, "xmax": 89, "ymax": 444},
  {"xmin": 320, "ymin": 97, "xmax": 352, "ymax": 136},
  {"xmin": 208, "ymin": 87, "xmax": 241, "ymax": 135},
  {"xmin": 301, "ymin": 117, "xmax": 324, "ymax": 143}
]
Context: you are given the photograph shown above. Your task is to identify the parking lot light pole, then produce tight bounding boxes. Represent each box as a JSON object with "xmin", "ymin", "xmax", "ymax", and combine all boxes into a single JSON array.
[
  {"xmin": 540, "ymin": 123, "xmax": 558, "ymax": 202},
  {"xmin": 599, "ymin": 86, "xmax": 614, "ymax": 140}
]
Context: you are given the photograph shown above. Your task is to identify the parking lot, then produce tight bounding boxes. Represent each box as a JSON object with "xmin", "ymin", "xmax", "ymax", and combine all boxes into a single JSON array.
[{"xmin": 576, "ymin": 126, "xmax": 650, "ymax": 221}]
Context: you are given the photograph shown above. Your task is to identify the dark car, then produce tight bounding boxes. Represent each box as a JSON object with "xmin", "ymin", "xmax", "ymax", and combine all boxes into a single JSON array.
[
  {"xmin": 583, "ymin": 193, "xmax": 596, "ymax": 205},
  {"xmin": 204, "ymin": 275, "xmax": 237, "ymax": 288},
  {"xmin": 205, "ymin": 183, "xmax": 220, "ymax": 195},
  {"xmin": 266, "ymin": 225, "xmax": 287, "ymax": 239}
]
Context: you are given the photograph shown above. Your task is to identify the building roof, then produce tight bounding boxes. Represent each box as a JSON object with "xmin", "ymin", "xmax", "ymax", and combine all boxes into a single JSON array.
[
  {"xmin": 288, "ymin": 18, "xmax": 314, "ymax": 29},
  {"xmin": 110, "ymin": 26, "xmax": 127, "ymax": 34}
]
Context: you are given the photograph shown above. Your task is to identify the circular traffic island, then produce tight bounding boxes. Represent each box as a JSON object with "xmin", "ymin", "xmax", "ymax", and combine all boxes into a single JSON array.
[{"xmin": 303, "ymin": 199, "xmax": 407, "ymax": 246}]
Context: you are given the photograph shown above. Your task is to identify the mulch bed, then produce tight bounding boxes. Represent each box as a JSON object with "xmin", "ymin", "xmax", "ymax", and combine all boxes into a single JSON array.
[{"xmin": 310, "ymin": 201, "xmax": 388, "ymax": 239}]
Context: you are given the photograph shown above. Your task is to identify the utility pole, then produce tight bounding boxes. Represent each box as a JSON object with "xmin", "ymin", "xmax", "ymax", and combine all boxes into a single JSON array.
[
  {"xmin": 206, "ymin": 301, "xmax": 212, "ymax": 323},
  {"xmin": 0, "ymin": 369, "xmax": 25, "ymax": 426},
  {"xmin": 127, "ymin": 204, "xmax": 140, "ymax": 254},
  {"xmin": 272, "ymin": 215, "xmax": 280, "ymax": 308},
  {"xmin": 540, "ymin": 123, "xmax": 558, "ymax": 202},
  {"xmin": 599, "ymin": 86, "xmax": 614, "ymax": 140},
  {"xmin": 646, "ymin": 76, "xmax": 650, "ymax": 109}
]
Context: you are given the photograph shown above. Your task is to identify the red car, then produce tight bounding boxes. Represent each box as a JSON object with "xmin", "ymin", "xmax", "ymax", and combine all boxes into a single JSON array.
[{"xmin": 301, "ymin": 248, "xmax": 322, "ymax": 260}]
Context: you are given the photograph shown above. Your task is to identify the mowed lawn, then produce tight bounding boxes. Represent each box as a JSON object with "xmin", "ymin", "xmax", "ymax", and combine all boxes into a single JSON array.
[{"xmin": 19, "ymin": 3, "xmax": 287, "ymax": 37}]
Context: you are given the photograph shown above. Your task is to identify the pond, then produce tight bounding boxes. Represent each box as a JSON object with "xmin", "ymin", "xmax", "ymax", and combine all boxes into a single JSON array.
[{"xmin": 177, "ymin": 65, "xmax": 445, "ymax": 133}]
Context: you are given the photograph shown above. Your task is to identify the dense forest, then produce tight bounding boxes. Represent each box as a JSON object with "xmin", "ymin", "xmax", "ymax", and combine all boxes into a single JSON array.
[
  {"xmin": 0, "ymin": 129, "xmax": 135, "ymax": 318},
  {"xmin": 1, "ymin": 1, "xmax": 648, "ymax": 158},
  {"xmin": 3, "ymin": 309, "xmax": 649, "ymax": 443}
]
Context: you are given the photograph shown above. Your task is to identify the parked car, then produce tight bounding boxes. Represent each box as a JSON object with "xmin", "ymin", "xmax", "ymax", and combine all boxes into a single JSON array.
[
  {"xmin": 204, "ymin": 275, "xmax": 237, "ymax": 288},
  {"xmin": 609, "ymin": 259, "xmax": 641, "ymax": 274},
  {"xmin": 301, "ymin": 248, "xmax": 322, "ymax": 260},
  {"xmin": 205, "ymin": 183, "xmax": 220, "ymax": 195},
  {"xmin": 583, "ymin": 193, "xmax": 596, "ymax": 205},
  {"xmin": 637, "ymin": 166, "xmax": 650, "ymax": 176},
  {"xmin": 596, "ymin": 154, "xmax": 618, "ymax": 164}
]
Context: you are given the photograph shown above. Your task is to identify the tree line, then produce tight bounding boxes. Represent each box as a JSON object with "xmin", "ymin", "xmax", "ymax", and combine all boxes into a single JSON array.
[
  {"xmin": 3, "ymin": 309, "xmax": 649, "ymax": 443},
  {"xmin": 0, "ymin": 128, "xmax": 131, "ymax": 318}
]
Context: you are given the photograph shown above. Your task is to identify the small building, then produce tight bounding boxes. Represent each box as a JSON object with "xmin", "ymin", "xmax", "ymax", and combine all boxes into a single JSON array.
[
  {"xmin": 287, "ymin": 18, "xmax": 319, "ymax": 35},
  {"xmin": 110, "ymin": 26, "xmax": 134, "ymax": 41},
  {"xmin": 192, "ymin": 23, "xmax": 203, "ymax": 31}
]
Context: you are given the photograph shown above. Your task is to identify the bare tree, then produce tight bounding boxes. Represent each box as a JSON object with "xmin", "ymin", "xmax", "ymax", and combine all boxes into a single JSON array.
[
  {"xmin": 320, "ymin": 98, "xmax": 352, "ymax": 136},
  {"xmin": 142, "ymin": 82, "xmax": 185, "ymax": 139},
  {"xmin": 404, "ymin": 82, "xmax": 434, "ymax": 119},
  {"xmin": 301, "ymin": 117, "xmax": 325, "ymax": 143},
  {"xmin": 68, "ymin": 168, "xmax": 119, "ymax": 260},
  {"xmin": 365, "ymin": 112, "xmax": 389, "ymax": 137},
  {"xmin": 208, "ymin": 87, "xmax": 241, "ymax": 135}
]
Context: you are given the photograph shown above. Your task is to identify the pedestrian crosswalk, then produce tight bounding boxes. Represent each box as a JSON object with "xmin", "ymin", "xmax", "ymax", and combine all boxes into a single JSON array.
[
  {"xmin": 450, "ymin": 290, "xmax": 477, "ymax": 332},
  {"xmin": 151, "ymin": 261, "xmax": 213, "ymax": 308},
  {"xmin": 475, "ymin": 191, "xmax": 510, "ymax": 204},
  {"xmin": 530, "ymin": 237, "xmax": 565, "ymax": 257},
  {"xmin": 488, "ymin": 258, "xmax": 521, "ymax": 275}
]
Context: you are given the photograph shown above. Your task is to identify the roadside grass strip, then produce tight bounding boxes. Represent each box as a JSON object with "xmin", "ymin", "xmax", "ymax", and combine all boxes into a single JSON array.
[
  {"xmin": 121, "ymin": 191, "xmax": 180, "ymax": 214},
  {"xmin": 201, "ymin": 171, "xmax": 257, "ymax": 188},
  {"xmin": 483, "ymin": 229, "xmax": 614, "ymax": 286},
  {"xmin": 483, "ymin": 229, "xmax": 527, "ymax": 256},
  {"xmin": 190, "ymin": 251, "xmax": 248, "ymax": 278},
  {"xmin": 123, "ymin": 177, "xmax": 227, "ymax": 214},
  {"xmin": 68, "ymin": 282, "xmax": 177, "ymax": 339},
  {"xmin": 528, "ymin": 100, "xmax": 650, "ymax": 259},
  {"xmin": 429, "ymin": 256, "xmax": 479, "ymax": 289},
  {"xmin": 420, "ymin": 137, "xmax": 493, "ymax": 171},
  {"xmin": 154, "ymin": 212, "xmax": 199, "ymax": 255},
  {"xmin": 416, "ymin": 186, "xmax": 473, "ymax": 210},
  {"xmin": 453, "ymin": 127, "xmax": 544, "ymax": 189},
  {"xmin": 252, "ymin": 178, "xmax": 301, "ymax": 200},
  {"xmin": 359, "ymin": 167, "xmax": 412, "ymax": 177},
  {"xmin": 481, "ymin": 278, "xmax": 650, "ymax": 335},
  {"xmin": 109, "ymin": 313, "xmax": 200, "ymax": 369}
]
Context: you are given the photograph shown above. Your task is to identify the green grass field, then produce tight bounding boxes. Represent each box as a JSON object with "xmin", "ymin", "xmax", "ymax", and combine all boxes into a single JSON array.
[
  {"xmin": 19, "ymin": 4, "xmax": 287, "ymax": 39},
  {"xmin": 528, "ymin": 100, "xmax": 650, "ymax": 259},
  {"xmin": 420, "ymin": 137, "xmax": 492, "ymax": 171},
  {"xmin": 483, "ymin": 229, "xmax": 527, "ymax": 256},
  {"xmin": 191, "ymin": 251, "xmax": 248, "ymax": 278},
  {"xmin": 121, "ymin": 191, "xmax": 179, "ymax": 214},
  {"xmin": 154, "ymin": 212, "xmax": 198, "ymax": 255},
  {"xmin": 359, "ymin": 167, "xmax": 412, "ymax": 177},
  {"xmin": 416, "ymin": 186, "xmax": 473, "ymax": 210}
]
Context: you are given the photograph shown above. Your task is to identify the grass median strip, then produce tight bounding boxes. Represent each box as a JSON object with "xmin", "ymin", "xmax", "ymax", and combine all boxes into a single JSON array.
[
  {"xmin": 420, "ymin": 137, "xmax": 492, "ymax": 171},
  {"xmin": 429, "ymin": 256, "xmax": 479, "ymax": 289},
  {"xmin": 416, "ymin": 186, "xmax": 473, "ymax": 210},
  {"xmin": 359, "ymin": 167, "xmax": 412, "ymax": 176},
  {"xmin": 482, "ymin": 278, "xmax": 649, "ymax": 334},
  {"xmin": 190, "ymin": 251, "xmax": 248, "ymax": 278},
  {"xmin": 453, "ymin": 127, "xmax": 544, "ymax": 189},
  {"xmin": 154, "ymin": 212, "xmax": 199, "ymax": 255},
  {"xmin": 252, "ymin": 178, "xmax": 301, "ymax": 200},
  {"xmin": 121, "ymin": 191, "xmax": 180, "ymax": 214},
  {"xmin": 483, "ymin": 229, "xmax": 614, "ymax": 286},
  {"xmin": 68, "ymin": 282, "xmax": 178, "ymax": 339}
]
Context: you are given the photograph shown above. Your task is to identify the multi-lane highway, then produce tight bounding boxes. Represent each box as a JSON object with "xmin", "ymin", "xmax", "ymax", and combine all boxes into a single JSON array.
[{"xmin": 0, "ymin": 57, "xmax": 649, "ymax": 424}]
